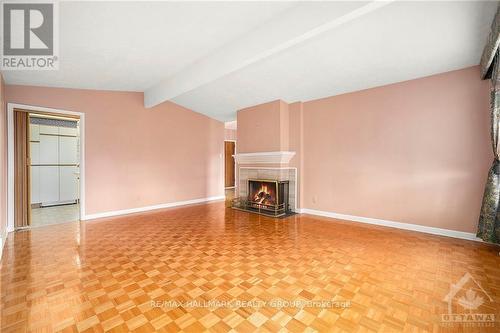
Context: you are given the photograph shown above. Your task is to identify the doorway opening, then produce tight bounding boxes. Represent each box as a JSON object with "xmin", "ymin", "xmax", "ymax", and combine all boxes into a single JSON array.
[
  {"xmin": 29, "ymin": 114, "xmax": 80, "ymax": 227},
  {"xmin": 8, "ymin": 104, "xmax": 85, "ymax": 230},
  {"xmin": 224, "ymin": 140, "xmax": 236, "ymax": 203}
]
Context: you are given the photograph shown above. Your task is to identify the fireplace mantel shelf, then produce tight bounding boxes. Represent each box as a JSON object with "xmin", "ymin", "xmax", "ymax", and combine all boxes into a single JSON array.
[{"xmin": 233, "ymin": 151, "xmax": 296, "ymax": 164}]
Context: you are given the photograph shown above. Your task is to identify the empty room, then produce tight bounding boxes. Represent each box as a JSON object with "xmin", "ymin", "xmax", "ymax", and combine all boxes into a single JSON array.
[{"xmin": 1, "ymin": 1, "xmax": 500, "ymax": 332}]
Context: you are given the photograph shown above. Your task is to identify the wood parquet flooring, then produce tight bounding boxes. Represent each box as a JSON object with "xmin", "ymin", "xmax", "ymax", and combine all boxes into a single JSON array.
[{"xmin": 1, "ymin": 202, "xmax": 499, "ymax": 332}]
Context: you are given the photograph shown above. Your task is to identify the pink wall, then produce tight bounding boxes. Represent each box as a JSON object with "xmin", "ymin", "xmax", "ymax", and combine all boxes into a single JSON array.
[
  {"xmin": 5, "ymin": 66, "xmax": 490, "ymax": 234},
  {"xmin": 237, "ymin": 100, "xmax": 289, "ymax": 153},
  {"xmin": 224, "ymin": 128, "xmax": 237, "ymax": 141},
  {"xmin": 279, "ymin": 101, "xmax": 290, "ymax": 151},
  {"xmin": 288, "ymin": 102, "xmax": 304, "ymax": 208},
  {"xmin": 302, "ymin": 66, "xmax": 491, "ymax": 233},
  {"xmin": 0, "ymin": 75, "xmax": 6, "ymax": 238},
  {"xmin": 5, "ymin": 85, "xmax": 224, "ymax": 216}
]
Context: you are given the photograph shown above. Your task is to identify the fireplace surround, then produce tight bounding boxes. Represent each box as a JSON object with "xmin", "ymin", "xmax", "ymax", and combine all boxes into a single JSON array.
[
  {"xmin": 231, "ymin": 151, "xmax": 297, "ymax": 217},
  {"xmin": 232, "ymin": 167, "xmax": 296, "ymax": 217},
  {"xmin": 232, "ymin": 179, "xmax": 290, "ymax": 217}
]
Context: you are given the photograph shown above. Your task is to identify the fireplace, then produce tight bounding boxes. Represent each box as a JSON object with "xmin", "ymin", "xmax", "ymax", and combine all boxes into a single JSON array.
[{"xmin": 232, "ymin": 179, "xmax": 290, "ymax": 217}]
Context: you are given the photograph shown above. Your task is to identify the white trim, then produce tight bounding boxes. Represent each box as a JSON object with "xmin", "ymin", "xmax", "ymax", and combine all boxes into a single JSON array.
[
  {"xmin": 0, "ymin": 230, "xmax": 4, "ymax": 261},
  {"xmin": 7, "ymin": 103, "xmax": 86, "ymax": 232},
  {"xmin": 234, "ymin": 151, "xmax": 295, "ymax": 164},
  {"xmin": 82, "ymin": 195, "xmax": 225, "ymax": 221},
  {"xmin": 238, "ymin": 166, "xmax": 298, "ymax": 212},
  {"xmin": 300, "ymin": 208, "xmax": 480, "ymax": 241}
]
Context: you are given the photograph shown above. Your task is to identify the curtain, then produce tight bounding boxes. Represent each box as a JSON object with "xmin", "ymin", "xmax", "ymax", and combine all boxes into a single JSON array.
[
  {"xmin": 478, "ymin": 54, "xmax": 500, "ymax": 243},
  {"xmin": 477, "ymin": 4, "xmax": 500, "ymax": 243},
  {"xmin": 480, "ymin": 6, "xmax": 500, "ymax": 79}
]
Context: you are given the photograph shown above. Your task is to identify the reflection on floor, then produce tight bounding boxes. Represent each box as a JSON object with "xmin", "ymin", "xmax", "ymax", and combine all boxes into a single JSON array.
[
  {"xmin": 225, "ymin": 188, "xmax": 236, "ymax": 199},
  {"xmin": 31, "ymin": 203, "xmax": 80, "ymax": 227},
  {"xmin": 225, "ymin": 188, "xmax": 236, "ymax": 207}
]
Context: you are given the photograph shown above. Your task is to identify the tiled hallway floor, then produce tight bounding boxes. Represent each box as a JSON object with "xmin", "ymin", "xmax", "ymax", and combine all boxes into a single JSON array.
[
  {"xmin": 31, "ymin": 203, "xmax": 80, "ymax": 227},
  {"xmin": 1, "ymin": 202, "xmax": 500, "ymax": 332}
]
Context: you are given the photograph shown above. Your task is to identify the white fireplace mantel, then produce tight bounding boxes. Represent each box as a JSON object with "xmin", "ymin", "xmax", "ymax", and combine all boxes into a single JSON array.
[{"xmin": 233, "ymin": 151, "xmax": 296, "ymax": 164}]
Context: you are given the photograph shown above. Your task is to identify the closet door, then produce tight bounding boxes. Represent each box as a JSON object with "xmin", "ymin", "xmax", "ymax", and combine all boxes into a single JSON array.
[
  {"xmin": 39, "ymin": 135, "xmax": 59, "ymax": 164},
  {"xmin": 39, "ymin": 125, "xmax": 58, "ymax": 135},
  {"xmin": 59, "ymin": 136, "xmax": 78, "ymax": 164},
  {"xmin": 40, "ymin": 166, "xmax": 59, "ymax": 204},
  {"xmin": 30, "ymin": 123, "xmax": 40, "ymax": 204},
  {"xmin": 59, "ymin": 166, "xmax": 78, "ymax": 202},
  {"xmin": 59, "ymin": 127, "xmax": 77, "ymax": 136},
  {"xmin": 30, "ymin": 141, "xmax": 40, "ymax": 165},
  {"xmin": 30, "ymin": 124, "xmax": 40, "ymax": 141},
  {"xmin": 30, "ymin": 166, "xmax": 40, "ymax": 204}
]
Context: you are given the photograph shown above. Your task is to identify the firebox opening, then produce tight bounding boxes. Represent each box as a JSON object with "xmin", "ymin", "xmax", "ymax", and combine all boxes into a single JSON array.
[
  {"xmin": 232, "ymin": 178, "xmax": 292, "ymax": 217},
  {"xmin": 249, "ymin": 180, "xmax": 278, "ymax": 206}
]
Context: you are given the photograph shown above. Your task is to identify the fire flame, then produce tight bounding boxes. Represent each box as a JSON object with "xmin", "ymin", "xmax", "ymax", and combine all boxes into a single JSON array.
[{"xmin": 253, "ymin": 184, "xmax": 274, "ymax": 204}]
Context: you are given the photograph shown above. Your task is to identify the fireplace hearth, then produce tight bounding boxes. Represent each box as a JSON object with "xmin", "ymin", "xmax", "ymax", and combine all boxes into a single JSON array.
[{"xmin": 232, "ymin": 179, "xmax": 291, "ymax": 217}]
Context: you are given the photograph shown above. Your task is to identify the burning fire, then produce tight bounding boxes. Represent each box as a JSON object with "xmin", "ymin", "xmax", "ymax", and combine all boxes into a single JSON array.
[{"xmin": 253, "ymin": 184, "xmax": 275, "ymax": 204}]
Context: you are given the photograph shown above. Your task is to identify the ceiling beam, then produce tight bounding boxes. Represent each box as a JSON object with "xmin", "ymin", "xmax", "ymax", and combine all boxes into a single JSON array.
[{"xmin": 144, "ymin": 1, "xmax": 393, "ymax": 108}]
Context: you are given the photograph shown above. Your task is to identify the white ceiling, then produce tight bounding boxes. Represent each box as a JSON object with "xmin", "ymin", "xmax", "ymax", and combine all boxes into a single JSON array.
[
  {"xmin": 3, "ymin": 1, "xmax": 296, "ymax": 90},
  {"xmin": 3, "ymin": 1, "xmax": 497, "ymax": 122}
]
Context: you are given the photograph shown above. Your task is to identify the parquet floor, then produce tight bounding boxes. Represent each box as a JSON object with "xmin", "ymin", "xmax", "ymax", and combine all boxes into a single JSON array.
[{"xmin": 1, "ymin": 202, "xmax": 499, "ymax": 332}]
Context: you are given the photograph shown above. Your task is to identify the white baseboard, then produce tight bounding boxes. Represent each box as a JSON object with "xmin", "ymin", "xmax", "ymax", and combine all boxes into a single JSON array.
[
  {"xmin": 299, "ymin": 208, "xmax": 480, "ymax": 241},
  {"xmin": 82, "ymin": 195, "xmax": 225, "ymax": 221}
]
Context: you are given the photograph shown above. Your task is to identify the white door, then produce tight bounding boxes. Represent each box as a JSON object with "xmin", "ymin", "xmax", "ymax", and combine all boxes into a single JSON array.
[
  {"xmin": 39, "ymin": 135, "xmax": 59, "ymax": 164},
  {"xmin": 40, "ymin": 166, "xmax": 59, "ymax": 204},
  {"xmin": 59, "ymin": 166, "xmax": 78, "ymax": 202},
  {"xmin": 59, "ymin": 136, "xmax": 78, "ymax": 164},
  {"xmin": 39, "ymin": 125, "xmax": 58, "ymax": 135},
  {"xmin": 30, "ymin": 166, "xmax": 40, "ymax": 204},
  {"xmin": 30, "ymin": 142, "xmax": 40, "ymax": 165},
  {"xmin": 59, "ymin": 127, "xmax": 77, "ymax": 136},
  {"xmin": 30, "ymin": 124, "xmax": 40, "ymax": 141}
]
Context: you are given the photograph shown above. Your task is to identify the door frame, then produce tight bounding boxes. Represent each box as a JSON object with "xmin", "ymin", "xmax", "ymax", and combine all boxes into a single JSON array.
[
  {"xmin": 224, "ymin": 140, "xmax": 236, "ymax": 189},
  {"xmin": 7, "ymin": 103, "xmax": 86, "ymax": 232}
]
